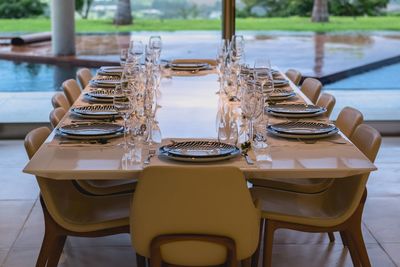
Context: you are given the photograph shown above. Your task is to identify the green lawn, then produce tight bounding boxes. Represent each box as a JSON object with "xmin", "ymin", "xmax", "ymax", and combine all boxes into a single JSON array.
[{"xmin": 1, "ymin": 16, "xmax": 400, "ymax": 33}]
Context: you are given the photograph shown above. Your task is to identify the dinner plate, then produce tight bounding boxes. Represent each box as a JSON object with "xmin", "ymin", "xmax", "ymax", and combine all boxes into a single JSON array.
[
  {"xmin": 97, "ymin": 66, "xmax": 123, "ymax": 77},
  {"xmin": 266, "ymin": 109, "xmax": 326, "ymax": 118},
  {"xmin": 87, "ymin": 89, "xmax": 118, "ymax": 99},
  {"xmin": 267, "ymin": 126, "xmax": 339, "ymax": 139},
  {"xmin": 84, "ymin": 94, "xmax": 114, "ymax": 103},
  {"xmin": 159, "ymin": 141, "xmax": 240, "ymax": 162},
  {"xmin": 270, "ymin": 121, "xmax": 337, "ymax": 135},
  {"xmin": 267, "ymin": 89, "xmax": 296, "ymax": 101},
  {"xmin": 71, "ymin": 105, "xmax": 119, "ymax": 119},
  {"xmin": 240, "ymin": 67, "xmax": 280, "ymax": 76},
  {"xmin": 58, "ymin": 123, "xmax": 124, "ymax": 137},
  {"xmin": 89, "ymin": 78, "xmax": 121, "ymax": 88},
  {"xmin": 160, "ymin": 150, "xmax": 240, "ymax": 163},
  {"xmin": 170, "ymin": 63, "xmax": 210, "ymax": 71},
  {"xmin": 57, "ymin": 131, "xmax": 123, "ymax": 140},
  {"xmin": 267, "ymin": 104, "xmax": 325, "ymax": 114}
]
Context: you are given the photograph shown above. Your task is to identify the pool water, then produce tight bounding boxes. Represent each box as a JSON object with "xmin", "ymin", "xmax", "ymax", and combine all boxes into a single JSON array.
[
  {"xmin": 325, "ymin": 63, "xmax": 400, "ymax": 90},
  {"xmin": 0, "ymin": 60, "xmax": 81, "ymax": 92}
]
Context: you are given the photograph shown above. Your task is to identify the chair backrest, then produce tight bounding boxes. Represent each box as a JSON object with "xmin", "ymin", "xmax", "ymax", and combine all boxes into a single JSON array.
[
  {"xmin": 300, "ymin": 78, "xmax": 322, "ymax": 104},
  {"xmin": 321, "ymin": 124, "xmax": 381, "ymax": 228},
  {"xmin": 62, "ymin": 79, "xmax": 81, "ymax": 106},
  {"xmin": 76, "ymin": 68, "xmax": 92, "ymax": 89},
  {"xmin": 49, "ymin": 107, "xmax": 66, "ymax": 129},
  {"xmin": 51, "ymin": 92, "xmax": 70, "ymax": 111},
  {"xmin": 316, "ymin": 93, "xmax": 336, "ymax": 118},
  {"xmin": 131, "ymin": 166, "xmax": 260, "ymax": 266},
  {"xmin": 24, "ymin": 127, "xmax": 51, "ymax": 160},
  {"xmin": 335, "ymin": 106, "xmax": 363, "ymax": 139},
  {"xmin": 285, "ymin": 69, "xmax": 302, "ymax": 85}
]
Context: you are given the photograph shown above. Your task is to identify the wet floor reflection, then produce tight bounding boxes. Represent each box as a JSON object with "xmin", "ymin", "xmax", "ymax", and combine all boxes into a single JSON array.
[{"xmin": 73, "ymin": 32, "xmax": 398, "ymax": 77}]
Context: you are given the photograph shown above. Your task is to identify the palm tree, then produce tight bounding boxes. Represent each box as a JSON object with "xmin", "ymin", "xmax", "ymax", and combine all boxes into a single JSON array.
[
  {"xmin": 114, "ymin": 0, "xmax": 133, "ymax": 25},
  {"xmin": 311, "ymin": 0, "xmax": 329, "ymax": 22}
]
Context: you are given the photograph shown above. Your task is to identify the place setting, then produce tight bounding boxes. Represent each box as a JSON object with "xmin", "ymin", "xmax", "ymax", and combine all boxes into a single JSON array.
[
  {"xmin": 83, "ymin": 88, "xmax": 118, "ymax": 103},
  {"xmin": 266, "ymin": 103, "xmax": 327, "ymax": 118}
]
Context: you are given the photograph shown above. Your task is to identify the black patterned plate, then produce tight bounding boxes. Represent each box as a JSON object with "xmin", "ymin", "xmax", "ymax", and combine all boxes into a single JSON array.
[
  {"xmin": 170, "ymin": 63, "xmax": 210, "ymax": 71},
  {"xmin": 89, "ymin": 78, "xmax": 121, "ymax": 88},
  {"xmin": 71, "ymin": 105, "xmax": 119, "ymax": 119},
  {"xmin": 159, "ymin": 141, "xmax": 240, "ymax": 159},
  {"xmin": 267, "ymin": 104, "xmax": 324, "ymax": 114},
  {"xmin": 98, "ymin": 66, "xmax": 123, "ymax": 76},
  {"xmin": 58, "ymin": 123, "xmax": 124, "ymax": 137},
  {"xmin": 270, "ymin": 121, "xmax": 337, "ymax": 135}
]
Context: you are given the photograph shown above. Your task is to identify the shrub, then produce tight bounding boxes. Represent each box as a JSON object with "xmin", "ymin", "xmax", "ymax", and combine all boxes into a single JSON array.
[
  {"xmin": 0, "ymin": 0, "xmax": 46, "ymax": 19},
  {"xmin": 243, "ymin": 0, "xmax": 389, "ymax": 17}
]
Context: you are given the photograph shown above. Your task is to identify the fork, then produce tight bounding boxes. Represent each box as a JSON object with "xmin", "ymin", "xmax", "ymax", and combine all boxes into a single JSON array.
[{"xmin": 144, "ymin": 149, "xmax": 156, "ymax": 164}]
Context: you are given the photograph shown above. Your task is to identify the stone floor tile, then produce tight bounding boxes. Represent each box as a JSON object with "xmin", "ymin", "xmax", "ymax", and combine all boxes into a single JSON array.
[
  {"xmin": 381, "ymin": 243, "xmax": 400, "ymax": 267},
  {"xmin": 363, "ymin": 197, "xmax": 400, "ymax": 244},
  {"xmin": 0, "ymin": 200, "xmax": 34, "ymax": 250}
]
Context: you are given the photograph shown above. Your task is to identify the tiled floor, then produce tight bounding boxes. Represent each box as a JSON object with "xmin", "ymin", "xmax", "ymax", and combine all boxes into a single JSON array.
[{"xmin": 0, "ymin": 138, "xmax": 400, "ymax": 266}]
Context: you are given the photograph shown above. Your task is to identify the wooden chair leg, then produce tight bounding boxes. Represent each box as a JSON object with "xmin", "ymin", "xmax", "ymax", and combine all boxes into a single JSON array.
[
  {"xmin": 340, "ymin": 231, "xmax": 348, "ymax": 246},
  {"xmin": 343, "ymin": 230, "xmax": 362, "ymax": 267},
  {"xmin": 241, "ymin": 257, "xmax": 251, "ymax": 267},
  {"xmin": 262, "ymin": 220, "xmax": 276, "ymax": 267},
  {"xmin": 328, "ymin": 232, "xmax": 335, "ymax": 242},
  {"xmin": 35, "ymin": 232, "xmax": 51, "ymax": 267},
  {"xmin": 46, "ymin": 235, "xmax": 67, "ymax": 267},
  {"xmin": 252, "ymin": 219, "xmax": 264, "ymax": 267},
  {"xmin": 136, "ymin": 253, "xmax": 146, "ymax": 267},
  {"xmin": 347, "ymin": 223, "xmax": 371, "ymax": 267}
]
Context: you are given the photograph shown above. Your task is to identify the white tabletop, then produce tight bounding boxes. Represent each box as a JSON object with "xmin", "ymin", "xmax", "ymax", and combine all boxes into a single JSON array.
[{"xmin": 23, "ymin": 71, "xmax": 377, "ymax": 180}]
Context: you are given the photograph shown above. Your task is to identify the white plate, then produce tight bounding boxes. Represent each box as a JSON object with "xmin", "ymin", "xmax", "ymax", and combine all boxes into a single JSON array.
[
  {"xmin": 270, "ymin": 121, "xmax": 336, "ymax": 135},
  {"xmin": 84, "ymin": 94, "xmax": 114, "ymax": 103}
]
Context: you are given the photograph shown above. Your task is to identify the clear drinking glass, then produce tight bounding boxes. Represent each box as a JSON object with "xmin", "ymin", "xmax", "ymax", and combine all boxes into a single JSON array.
[
  {"xmin": 128, "ymin": 40, "xmax": 144, "ymax": 63},
  {"xmin": 120, "ymin": 49, "xmax": 128, "ymax": 67},
  {"xmin": 241, "ymin": 82, "xmax": 264, "ymax": 142},
  {"xmin": 252, "ymin": 123, "xmax": 272, "ymax": 163},
  {"xmin": 114, "ymin": 85, "xmax": 133, "ymax": 148},
  {"xmin": 149, "ymin": 35, "xmax": 162, "ymax": 61}
]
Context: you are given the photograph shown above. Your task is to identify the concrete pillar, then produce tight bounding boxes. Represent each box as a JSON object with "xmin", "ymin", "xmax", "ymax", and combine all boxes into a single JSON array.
[
  {"xmin": 222, "ymin": 0, "xmax": 235, "ymax": 40},
  {"xmin": 51, "ymin": 0, "xmax": 76, "ymax": 56}
]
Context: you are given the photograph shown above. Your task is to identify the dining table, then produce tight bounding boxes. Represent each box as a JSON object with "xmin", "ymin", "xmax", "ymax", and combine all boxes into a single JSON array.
[{"xmin": 23, "ymin": 64, "xmax": 377, "ymax": 181}]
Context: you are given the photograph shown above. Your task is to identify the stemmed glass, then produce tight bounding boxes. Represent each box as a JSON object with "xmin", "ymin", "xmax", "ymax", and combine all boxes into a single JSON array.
[
  {"xmin": 149, "ymin": 36, "xmax": 162, "ymax": 61},
  {"xmin": 113, "ymin": 85, "xmax": 133, "ymax": 149},
  {"xmin": 128, "ymin": 40, "xmax": 144, "ymax": 64},
  {"xmin": 241, "ymin": 82, "xmax": 264, "ymax": 142},
  {"xmin": 120, "ymin": 49, "xmax": 128, "ymax": 67}
]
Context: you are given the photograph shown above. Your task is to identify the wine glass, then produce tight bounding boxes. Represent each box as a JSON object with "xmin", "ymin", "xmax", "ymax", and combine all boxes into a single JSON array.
[
  {"xmin": 241, "ymin": 82, "xmax": 264, "ymax": 142},
  {"xmin": 128, "ymin": 40, "xmax": 144, "ymax": 63},
  {"xmin": 149, "ymin": 36, "xmax": 162, "ymax": 60},
  {"xmin": 120, "ymin": 49, "xmax": 128, "ymax": 67},
  {"xmin": 114, "ymin": 85, "xmax": 133, "ymax": 149}
]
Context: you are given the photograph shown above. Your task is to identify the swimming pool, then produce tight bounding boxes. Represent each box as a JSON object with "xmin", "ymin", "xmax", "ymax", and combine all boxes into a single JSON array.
[
  {"xmin": 0, "ymin": 60, "xmax": 81, "ymax": 92},
  {"xmin": 325, "ymin": 63, "xmax": 400, "ymax": 90}
]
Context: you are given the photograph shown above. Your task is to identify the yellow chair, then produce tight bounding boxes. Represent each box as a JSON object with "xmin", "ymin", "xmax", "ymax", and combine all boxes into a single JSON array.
[
  {"xmin": 285, "ymin": 69, "xmax": 302, "ymax": 85},
  {"xmin": 252, "ymin": 124, "xmax": 381, "ymax": 267},
  {"xmin": 335, "ymin": 106, "xmax": 364, "ymax": 139},
  {"xmin": 24, "ymin": 127, "xmax": 131, "ymax": 267},
  {"xmin": 77, "ymin": 68, "xmax": 93, "ymax": 89},
  {"xmin": 49, "ymin": 107, "xmax": 66, "ymax": 129},
  {"xmin": 48, "ymin": 109, "xmax": 137, "ymax": 196},
  {"xmin": 51, "ymin": 92, "xmax": 70, "ymax": 111},
  {"xmin": 62, "ymin": 79, "xmax": 81, "ymax": 106},
  {"xmin": 131, "ymin": 166, "xmax": 260, "ymax": 267},
  {"xmin": 250, "ymin": 106, "xmax": 364, "ymax": 194},
  {"xmin": 316, "ymin": 93, "xmax": 336, "ymax": 118},
  {"xmin": 300, "ymin": 78, "xmax": 322, "ymax": 104}
]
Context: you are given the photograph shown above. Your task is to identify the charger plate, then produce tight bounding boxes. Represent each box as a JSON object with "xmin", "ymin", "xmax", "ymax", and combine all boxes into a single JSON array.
[
  {"xmin": 270, "ymin": 121, "xmax": 336, "ymax": 135},
  {"xmin": 58, "ymin": 123, "xmax": 123, "ymax": 137},
  {"xmin": 71, "ymin": 105, "xmax": 119, "ymax": 119},
  {"xmin": 267, "ymin": 126, "xmax": 338, "ymax": 139},
  {"xmin": 159, "ymin": 141, "xmax": 240, "ymax": 162},
  {"xmin": 267, "ymin": 104, "xmax": 325, "ymax": 114}
]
